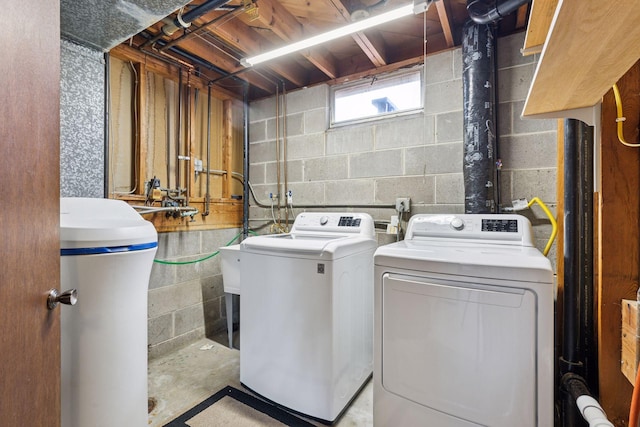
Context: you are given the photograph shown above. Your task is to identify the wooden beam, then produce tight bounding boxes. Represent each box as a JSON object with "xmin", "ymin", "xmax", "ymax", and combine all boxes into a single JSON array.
[
  {"xmin": 435, "ymin": 0, "xmax": 455, "ymax": 48},
  {"xmin": 244, "ymin": 0, "xmax": 340, "ymax": 78},
  {"xmin": 522, "ymin": 0, "xmax": 557, "ymax": 56},
  {"xmin": 203, "ymin": 16, "xmax": 310, "ymax": 86},
  {"xmin": 515, "ymin": 3, "xmax": 528, "ymax": 29},
  {"xmin": 328, "ymin": 0, "xmax": 387, "ymax": 67},
  {"xmin": 158, "ymin": 36, "xmax": 278, "ymax": 93},
  {"xmin": 523, "ymin": 0, "xmax": 640, "ymax": 116}
]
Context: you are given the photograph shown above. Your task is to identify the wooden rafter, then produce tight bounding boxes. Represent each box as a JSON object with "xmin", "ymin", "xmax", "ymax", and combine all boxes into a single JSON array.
[
  {"xmin": 435, "ymin": 0, "xmax": 455, "ymax": 48},
  {"xmin": 328, "ymin": 0, "xmax": 387, "ymax": 67},
  {"xmin": 515, "ymin": 3, "xmax": 528, "ymax": 29},
  {"xmin": 248, "ymin": 0, "xmax": 340, "ymax": 78},
  {"xmin": 198, "ymin": 12, "xmax": 311, "ymax": 85}
]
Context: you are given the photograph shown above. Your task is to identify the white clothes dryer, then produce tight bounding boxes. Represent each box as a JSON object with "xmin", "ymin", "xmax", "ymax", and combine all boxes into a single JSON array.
[
  {"xmin": 240, "ymin": 212, "xmax": 377, "ymax": 423},
  {"xmin": 374, "ymin": 214, "xmax": 554, "ymax": 427}
]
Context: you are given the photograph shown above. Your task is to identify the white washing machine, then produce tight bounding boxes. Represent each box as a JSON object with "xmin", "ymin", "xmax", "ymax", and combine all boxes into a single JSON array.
[
  {"xmin": 240, "ymin": 212, "xmax": 377, "ymax": 423},
  {"xmin": 374, "ymin": 214, "xmax": 554, "ymax": 427}
]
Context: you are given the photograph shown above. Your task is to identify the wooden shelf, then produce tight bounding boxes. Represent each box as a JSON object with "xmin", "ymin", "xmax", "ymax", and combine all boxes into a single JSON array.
[
  {"xmin": 522, "ymin": 0, "xmax": 640, "ymax": 117},
  {"xmin": 522, "ymin": 0, "xmax": 557, "ymax": 56}
]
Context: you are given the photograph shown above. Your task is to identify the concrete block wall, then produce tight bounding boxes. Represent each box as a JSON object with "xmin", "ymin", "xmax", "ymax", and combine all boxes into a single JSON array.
[
  {"xmin": 248, "ymin": 31, "xmax": 558, "ymax": 258},
  {"xmin": 147, "ymin": 227, "xmax": 241, "ymax": 359}
]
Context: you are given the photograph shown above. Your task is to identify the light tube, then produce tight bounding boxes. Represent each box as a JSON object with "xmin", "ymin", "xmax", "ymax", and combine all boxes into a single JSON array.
[{"xmin": 241, "ymin": 3, "xmax": 418, "ymax": 67}]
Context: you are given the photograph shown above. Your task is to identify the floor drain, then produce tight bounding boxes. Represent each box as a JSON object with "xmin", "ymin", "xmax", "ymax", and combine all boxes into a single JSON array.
[{"xmin": 148, "ymin": 397, "xmax": 157, "ymax": 414}]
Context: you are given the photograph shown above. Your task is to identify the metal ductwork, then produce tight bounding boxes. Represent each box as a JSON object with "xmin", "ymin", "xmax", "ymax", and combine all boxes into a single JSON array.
[{"xmin": 467, "ymin": 0, "xmax": 531, "ymax": 24}]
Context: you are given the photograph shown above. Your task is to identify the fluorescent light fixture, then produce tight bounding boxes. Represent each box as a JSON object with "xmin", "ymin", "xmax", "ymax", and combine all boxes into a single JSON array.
[{"xmin": 241, "ymin": 1, "xmax": 429, "ymax": 67}]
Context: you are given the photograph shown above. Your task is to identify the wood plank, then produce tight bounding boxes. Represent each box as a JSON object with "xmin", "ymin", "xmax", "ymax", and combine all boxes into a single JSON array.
[
  {"xmin": 621, "ymin": 299, "xmax": 639, "ymax": 385},
  {"xmin": 201, "ymin": 16, "xmax": 309, "ymax": 87},
  {"xmin": 523, "ymin": 0, "xmax": 640, "ymax": 116},
  {"xmin": 435, "ymin": 0, "xmax": 455, "ymax": 48},
  {"xmin": 515, "ymin": 4, "xmax": 528, "ymax": 29},
  {"xmin": 597, "ymin": 61, "xmax": 640, "ymax": 426},
  {"xmin": 522, "ymin": 0, "xmax": 557, "ymax": 56},
  {"xmin": 244, "ymin": 0, "xmax": 340, "ymax": 78},
  {"xmin": 328, "ymin": 0, "xmax": 387, "ymax": 66}
]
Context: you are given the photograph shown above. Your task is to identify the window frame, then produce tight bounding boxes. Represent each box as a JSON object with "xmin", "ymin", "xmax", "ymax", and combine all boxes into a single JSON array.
[{"xmin": 330, "ymin": 66, "xmax": 424, "ymax": 128}]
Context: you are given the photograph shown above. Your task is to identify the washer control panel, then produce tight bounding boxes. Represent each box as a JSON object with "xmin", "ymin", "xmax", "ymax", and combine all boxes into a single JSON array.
[{"xmin": 291, "ymin": 212, "xmax": 375, "ymax": 237}]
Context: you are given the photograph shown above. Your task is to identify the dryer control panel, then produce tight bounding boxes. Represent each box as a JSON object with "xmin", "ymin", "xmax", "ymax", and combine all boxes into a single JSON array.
[{"xmin": 405, "ymin": 214, "xmax": 534, "ymax": 246}]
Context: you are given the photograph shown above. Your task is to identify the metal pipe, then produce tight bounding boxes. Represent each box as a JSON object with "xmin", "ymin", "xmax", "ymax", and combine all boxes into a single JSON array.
[
  {"xmin": 185, "ymin": 73, "xmax": 192, "ymax": 206},
  {"xmin": 160, "ymin": 0, "xmax": 232, "ymax": 37},
  {"xmin": 275, "ymin": 83, "xmax": 281, "ymax": 224},
  {"xmin": 282, "ymin": 82, "xmax": 289, "ymax": 228},
  {"xmin": 204, "ymin": 84, "xmax": 212, "ymax": 216},
  {"xmin": 158, "ymin": 6, "xmax": 243, "ymax": 52},
  {"xmin": 467, "ymin": 0, "xmax": 531, "ymax": 25},
  {"xmin": 104, "ymin": 52, "xmax": 110, "ymax": 198},
  {"xmin": 176, "ymin": 71, "xmax": 183, "ymax": 194},
  {"xmin": 243, "ymin": 82, "xmax": 250, "ymax": 238}
]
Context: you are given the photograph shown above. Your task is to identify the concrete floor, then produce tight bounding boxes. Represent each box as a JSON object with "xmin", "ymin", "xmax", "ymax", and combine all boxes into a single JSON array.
[{"xmin": 147, "ymin": 333, "xmax": 374, "ymax": 426}]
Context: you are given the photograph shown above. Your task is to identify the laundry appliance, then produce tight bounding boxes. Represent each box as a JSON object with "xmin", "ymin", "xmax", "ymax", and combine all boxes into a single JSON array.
[
  {"xmin": 240, "ymin": 212, "xmax": 377, "ymax": 423},
  {"xmin": 374, "ymin": 214, "xmax": 554, "ymax": 427}
]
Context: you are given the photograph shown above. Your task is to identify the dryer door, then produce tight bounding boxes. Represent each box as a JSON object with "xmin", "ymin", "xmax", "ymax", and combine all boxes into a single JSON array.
[{"xmin": 381, "ymin": 273, "xmax": 537, "ymax": 427}]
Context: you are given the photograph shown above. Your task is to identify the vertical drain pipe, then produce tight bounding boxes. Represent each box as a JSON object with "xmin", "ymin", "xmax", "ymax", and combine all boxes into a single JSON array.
[
  {"xmin": 562, "ymin": 118, "xmax": 597, "ymax": 427},
  {"xmin": 462, "ymin": 20, "xmax": 498, "ymax": 213}
]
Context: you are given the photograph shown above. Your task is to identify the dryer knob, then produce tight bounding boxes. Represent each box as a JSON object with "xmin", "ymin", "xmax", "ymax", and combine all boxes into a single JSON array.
[
  {"xmin": 450, "ymin": 217, "xmax": 465, "ymax": 231},
  {"xmin": 320, "ymin": 216, "xmax": 329, "ymax": 225}
]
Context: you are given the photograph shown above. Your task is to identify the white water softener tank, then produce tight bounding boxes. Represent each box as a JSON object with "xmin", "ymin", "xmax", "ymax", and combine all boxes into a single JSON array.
[{"xmin": 60, "ymin": 198, "xmax": 157, "ymax": 427}]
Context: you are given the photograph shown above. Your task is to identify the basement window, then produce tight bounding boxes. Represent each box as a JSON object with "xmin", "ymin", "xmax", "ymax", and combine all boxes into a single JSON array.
[{"xmin": 331, "ymin": 68, "xmax": 423, "ymax": 126}]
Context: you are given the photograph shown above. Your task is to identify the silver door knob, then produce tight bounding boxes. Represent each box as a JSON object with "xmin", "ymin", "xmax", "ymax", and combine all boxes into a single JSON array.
[{"xmin": 47, "ymin": 288, "xmax": 78, "ymax": 310}]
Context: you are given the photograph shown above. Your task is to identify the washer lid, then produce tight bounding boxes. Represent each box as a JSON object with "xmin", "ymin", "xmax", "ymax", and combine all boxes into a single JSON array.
[
  {"xmin": 60, "ymin": 197, "xmax": 158, "ymax": 250},
  {"xmin": 241, "ymin": 233, "xmax": 375, "ymax": 258}
]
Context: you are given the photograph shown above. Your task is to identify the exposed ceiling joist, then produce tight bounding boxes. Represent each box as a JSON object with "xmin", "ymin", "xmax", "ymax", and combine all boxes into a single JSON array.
[{"xmin": 435, "ymin": 0, "xmax": 456, "ymax": 47}]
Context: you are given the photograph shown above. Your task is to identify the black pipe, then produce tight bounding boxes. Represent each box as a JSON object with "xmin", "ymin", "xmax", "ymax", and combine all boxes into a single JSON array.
[
  {"xmin": 561, "ymin": 118, "xmax": 582, "ymax": 427},
  {"xmin": 467, "ymin": 0, "xmax": 531, "ymax": 25},
  {"xmin": 462, "ymin": 20, "xmax": 498, "ymax": 214},
  {"xmin": 181, "ymin": 0, "xmax": 231, "ymax": 25},
  {"xmin": 561, "ymin": 118, "xmax": 595, "ymax": 427},
  {"xmin": 577, "ymin": 120, "xmax": 597, "ymax": 394},
  {"xmin": 243, "ymin": 82, "xmax": 250, "ymax": 239}
]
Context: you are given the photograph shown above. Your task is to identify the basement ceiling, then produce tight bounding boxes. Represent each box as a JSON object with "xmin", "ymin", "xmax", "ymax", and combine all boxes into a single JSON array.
[{"xmin": 61, "ymin": 0, "xmax": 530, "ymax": 101}]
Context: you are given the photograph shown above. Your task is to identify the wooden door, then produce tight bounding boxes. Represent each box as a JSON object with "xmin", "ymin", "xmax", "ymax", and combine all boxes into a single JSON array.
[{"xmin": 0, "ymin": 1, "xmax": 61, "ymax": 426}]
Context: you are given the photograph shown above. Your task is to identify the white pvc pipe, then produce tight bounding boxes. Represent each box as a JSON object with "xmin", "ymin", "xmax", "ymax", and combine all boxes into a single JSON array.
[{"xmin": 576, "ymin": 395, "xmax": 615, "ymax": 427}]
